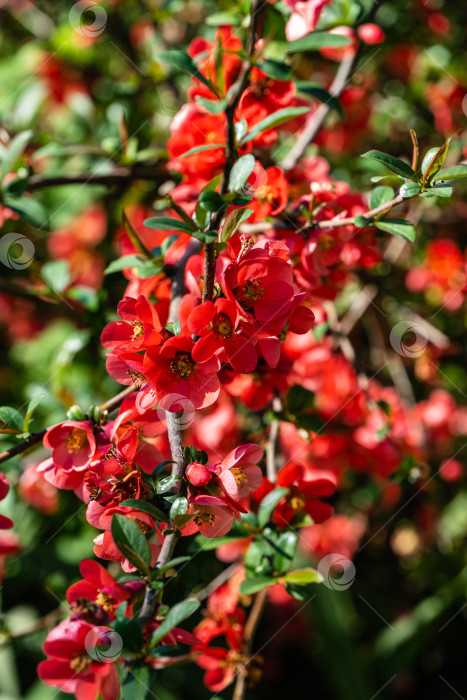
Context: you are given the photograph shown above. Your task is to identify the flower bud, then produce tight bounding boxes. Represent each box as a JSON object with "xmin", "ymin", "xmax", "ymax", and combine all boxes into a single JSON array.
[{"xmin": 186, "ymin": 462, "xmax": 212, "ymax": 486}]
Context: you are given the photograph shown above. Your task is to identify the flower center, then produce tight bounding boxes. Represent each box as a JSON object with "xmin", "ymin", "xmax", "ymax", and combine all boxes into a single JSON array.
[
  {"xmin": 231, "ymin": 467, "xmax": 248, "ymax": 487},
  {"xmin": 65, "ymin": 428, "xmax": 87, "ymax": 454},
  {"xmin": 126, "ymin": 369, "xmax": 145, "ymax": 388},
  {"xmin": 289, "ymin": 495, "xmax": 306, "ymax": 511},
  {"xmin": 194, "ymin": 508, "xmax": 215, "ymax": 526},
  {"xmin": 233, "ymin": 280, "xmax": 264, "ymax": 311},
  {"xmin": 212, "ymin": 312, "xmax": 234, "ymax": 339},
  {"xmin": 171, "ymin": 351, "xmax": 194, "ymax": 378},
  {"xmin": 131, "ymin": 320, "xmax": 145, "ymax": 339},
  {"xmin": 95, "ymin": 590, "xmax": 116, "ymax": 612},
  {"xmin": 70, "ymin": 653, "xmax": 92, "ymax": 674}
]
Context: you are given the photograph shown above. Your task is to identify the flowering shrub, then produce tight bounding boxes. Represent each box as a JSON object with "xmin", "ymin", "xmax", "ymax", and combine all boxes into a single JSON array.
[{"xmin": 0, "ymin": 1, "xmax": 466, "ymax": 700}]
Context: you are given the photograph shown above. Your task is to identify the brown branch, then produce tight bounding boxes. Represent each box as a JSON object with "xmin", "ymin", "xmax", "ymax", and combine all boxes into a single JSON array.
[
  {"xmin": 309, "ymin": 194, "xmax": 405, "ymax": 231},
  {"xmin": 202, "ymin": 0, "xmax": 263, "ymax": 303},
  {"xmin": 232, "ymin": 588, "xmax": 269, "ymax": 700},
  {"xmin": 26, "ymin": 165, "xmax": 168, "ymax": 191},
  {"xmin": 0, "ymin": 385, "xmax": 135, "ymax": 466}
]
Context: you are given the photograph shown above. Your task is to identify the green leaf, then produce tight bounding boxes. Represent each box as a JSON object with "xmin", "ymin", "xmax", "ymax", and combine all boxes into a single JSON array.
[
  {"xmin": 156, "ymin": 556, "xmax": 191, "ymax": 575},
  {"xmin": 41, "ymin": 260, "xmax": 71, "ymax": 294},
  {"xmin": 179, "ymin": 143, "xmax": 225, "ymax": 159},
  {"xmin": 3, "ymin": 195, "xmax": 47, "ymax": 227},
  {"xmin": 282, "ymin": 567, "xmax": 321, "ymax": 584},
  {"xmin": 295, "ymin": 82, "xmax": 343, "ymax": 117},
  {"xmin": 165, "ymin": 196, "xmax": 198, "ymax": 230},
  {"xmin": 421, "ymin": 139, "xmax": 450, "ymax": 184},
  {"xmin": 155, "ymin": 475, "xmax": 180, "ymax": 494},
  {"xmin": 170, "ymin": 496, "xmax": 188, "ymax": 520},
  {"xmin": 0, "ymin": 406, "xmax": 24, "ymax": 432},
  {"xmin": 229, "ymin": 154, "xmax": 256, "ymax": 192},
  {"xmin": 258, "ymin": 59, "xmax": 291, "ymax": 81},
  {"xmin": 421, "ymin": 183, "xmax": 453, "ymax": 198},
  {"xmin": 241, "ymin": 107, "xmax": 310, "ymax": 143},
  {"xmin": 370, "ymin": 186, "xmax": 395, "ymax": 209},
  {"xmin": 399, "ymin": 182, "xmax": 421, "ymax": 199},
  {"xmin": 191, "ymin": 230, "xmax": 218, "ymax": 244},
  {"xmin": 286, "ymin": 385, "xmax": 315, "ymax": 414},
  {"xmin": 1, "ymin": 130, "xmax": 32, "ymax": 181},
  {"xmin": 157, "ymin": 50, "xmax": 216, "ymax": 95},
  {"xmin": 143, "ymin": 216, "xmax": 196, "ymax": 234},
  {"xmin": 221, "ymin": 208, "xmax": 254, "ymax": 242},
  {"xmin": 150, "ymin": 599, "xmax": 200, "ymax": 648},
  {"xmin": 206, "ymin": 11, "xmax": 241, "ymax": 26},
  {"xmin": 296, "ymin": 413, "xmax": 326, "ymax": 433},
  {"xmin": 286, "ymin": 31, "xmax": 353, "ymax": 53},
  {"xmin": 258, "ymin": 487, "xmax": 289, "ymax": 528},
  {"xmin": 105, "ymin": 254, "xmax": 147, "ymax": 275},
  {"xmin": 240, "ymin": 576, "xmax": 277, "ymax": 595},
  {"xmin": 23, "ymin": 394, "xmax": 44, "ymax": 432},
  {"xmin": 119, "ymin": 499, "xmax": 170, "ymax": 524},
  {"xmin": 361, "ymin": 151, "xmax": 417, "ymax": 181},
  {"xmin": 432, "ymin": 165, "xmax": 467, "ymax": 181},
  {"xmin": 194, "ymin": 174, "xmax": 222, "ymax": 229},
  {"xmin": 198, "ymin": 190, "xmax": 226, "ymax": 212},
  {"xmin": 122, "ymin": 668, "xmax": 150, "ymax": 700},
  {"xmin": 375, "ymin": 219, "xmax": 416, "ymax": 242},
  {"xmin": 272, "ymin": 530, "xmax": 298, "ymax": 575},
  {"xmin": 111, "ymin": 514, "xmax": 151, "ymax": 576},
  {"xmin": 113, "ymin": 617, "xmax": 144, "ymax": 654},
  {"xmin": 195, "ymin": 96, "xmax": 229, "ymax": 114}
]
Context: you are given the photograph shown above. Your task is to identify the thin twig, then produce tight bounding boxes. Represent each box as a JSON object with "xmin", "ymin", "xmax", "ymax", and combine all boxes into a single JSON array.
[
  {"xmin": 0, "ymin": 385, "xmax": 135, "ymax": 466},
  {"xmin": 26, "ymin": 165, "xmax": 168, "ymax": 191},
  {"xmin": 232, "ymin": 588, "xmax": 268, "ymax": 700}
]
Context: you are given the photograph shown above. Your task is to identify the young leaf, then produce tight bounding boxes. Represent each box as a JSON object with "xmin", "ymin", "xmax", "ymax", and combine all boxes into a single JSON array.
[
  {"xmin": 105, "ymin": 255, "xmax": 147, "ymax": 275},
  {"xmin": 0, "ymin": 406, "xmax": 24, "ymax": 432},
  {"xmin": 23, "ymin": 394, "xmax": 45, "ymax": 432},
  {"xmin": 155, "ymin": 475, "xmax": 180, "ymax": 494},
  {"xmin": 258, "ymin": 487, "xmax": 289, "ymax": 528},
  {"xmin": 295, "ymin": 82, "xmax": 343, "ymax": 117},
  {"xmin": 156, "ymin": 50, "xmax": 217, "ymax": 95},
  {"xmin": 241, "ymin": 107, "xmax": 310, "ymax": 144},
  {"xmin": 195, "ymin": 96, "xmax": 228, "ymax": 114},
  {"xmin": 119, "ymin": 499, "xmax": 170, "ymax": 524},
  {"xmin": 281, "ymin": 568, "xmax": 321, "ymax": 584},
  {"xmin": 1, "ymin": 130, "xmax": 33, "ymax": 181},
  {"xmin": 361, "ymin": 151, "xmax": 417, "ymax": 181},
  {"xmin": 420, "ymin": 183, "xmax": 453, "ymax": 198},
  {"xmin": 206, "ymin": 11, "xmax": 241, "ymax": 26},
  {"xmin": 170, "ymin": 496, "xmax": 188, "ymax": 520},
  {"xmin": 221, "ymin": 208, "xmax": 254, "ymax": 242},
  {"xmin": 399, "ymin": 181, "xmax": 421, "ymax": 199},
  {"xmin": 421, "ymin": 139, "xmax": 450, "ymax": 184},
  {"xmin": 240, "ymin": 576, "xmax": 277, "ymax": 595},
  {"xmin": 180, "ymin": 143, "xmax": 225, "ymax": 159},
  {"xmin": 150, "ymin": 599, "xmax": 200, "ymax": 647},
  {"xmin": 432, "ymin": 164, "xmax": 467, "ymax": 181},
  {"xmin": 375, "ymin": 219, "xmax": 416, "ymax": 242},
  {"xmin": 229, "ymin": 154, "xmax": 256, "ymax": 192},
  {"xmin": 143, "ymin": 216, "xmax": 196, "ymax": 233},
  {"xmin": 111, "ymin": 513, "xmax": 151, "ymax": 576},
  {"xmin": 370, "ymin": 186, "xmax": 394, "ymax": 209},
  {"xmin": 286, "ymin": 31, "xmax": 353, "ymax": 53}
]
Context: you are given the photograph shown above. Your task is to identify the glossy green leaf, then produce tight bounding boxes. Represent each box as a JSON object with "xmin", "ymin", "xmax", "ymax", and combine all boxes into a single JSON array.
[
  {"xmin": 361, "ymin": 151, "xmax": 417, "ymax": 181},
  {"xmin": 240, "ymin": 576, "xmax": 277, "ymax": 595},
  {"xmin": 399, "ymin": 182, "xmax": 421, "ymax": 199},
  {"xmin": 229, "ymin": 154, "xmax": 256, "ymax": 192},
  {"xmin": 241, "ymin": 107, "xmax": 310, "ymax": 143},
  {"xmin": 3, "ymin": 195, "xmax": 48, "ymax": 227},
  {"xmin": 433, "ymin": 164, "xmax": 467, "ymax": 181},
  {"xmin": 157, "ymin": 50, "xmax": 216, "ymax": 95},
  {"xmin": 150, "ymin": 599, "xmax": 200, "ymax": 647},
  {"xmin": 286, "ymin": 31, "xmax": 353, "ymax": 53},
  {"xmin": 119, "ymin": 499, "xmax": 170, "ymax": 524},
  {"xmin": 370, "ymin": 185, "xmax": 395, "ymax": 209},
  {"xmin": 0, "ymin": 406, "xmax": 24, "ymax": 432},
  {"xmin": 155, "ymin": 475, "xmax": 180, "ymax": 494},
  {"xmin": 282, "ymin": 567, "xmax": 321, "ymax": 584},
  {"xmin": 111, "ymin": 513, "xmax": 151, "ymax": 576},
  {"xmin": 258, "ymin": 59, "xmax": 292, "ymax": 81},
  {"xmin": 295, "ymin": 82, "xmax": 343, "ymax": 117},
  {"xmin": 143, "ymin": 216, "xmax": 196, "ymax": 233},
  {"xmin": 221, "ymin": 208, "xmax": 254, "ymax": 242},
  {"xmin": 1, "ymin": 130, "xmax": 32, "ymax": 181},
  {"xmin": 105, "ymin": 255, "xmax": 147, "ymax": 275},
  {"xmin": 375, "ymin": 219, "xmax": 416, "ymax": 242}
]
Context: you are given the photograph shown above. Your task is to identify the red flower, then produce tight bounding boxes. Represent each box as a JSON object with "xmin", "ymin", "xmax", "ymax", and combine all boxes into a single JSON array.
[
  {"xmin": 43, "ymin": 421, "xmax": 96, "ymax": 472},
  {"xmin": 66, "ymin": 559, "xmax": 135, "ymax": 619},
  {"xmin": 274, "ymin": 462, "xmax": 337, "ymax": 526},
  {"xmin": 245, "ymin": 164, "xmax": 288, "ymax": 223},
  {"xmin": 101, "ymin": 295, "xmax": 167, "ymax": 354},
  {"xmin": 144, "ymin": 335, "xmax": 220, "ymax": 411},
  {"xmin": 0, "ymin": 472, "xmax": 13, "ymax": 530},
  {"xmin": 38, "ymin": 620, "xmax": 120, "ymax": 700},
  {"xmin": 188, "ymin": 298, "xmax": 258, "ymax": 373},
  {"xmin": 212, "ymin": 444, "xmax": 263, "ymax": 501}
]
